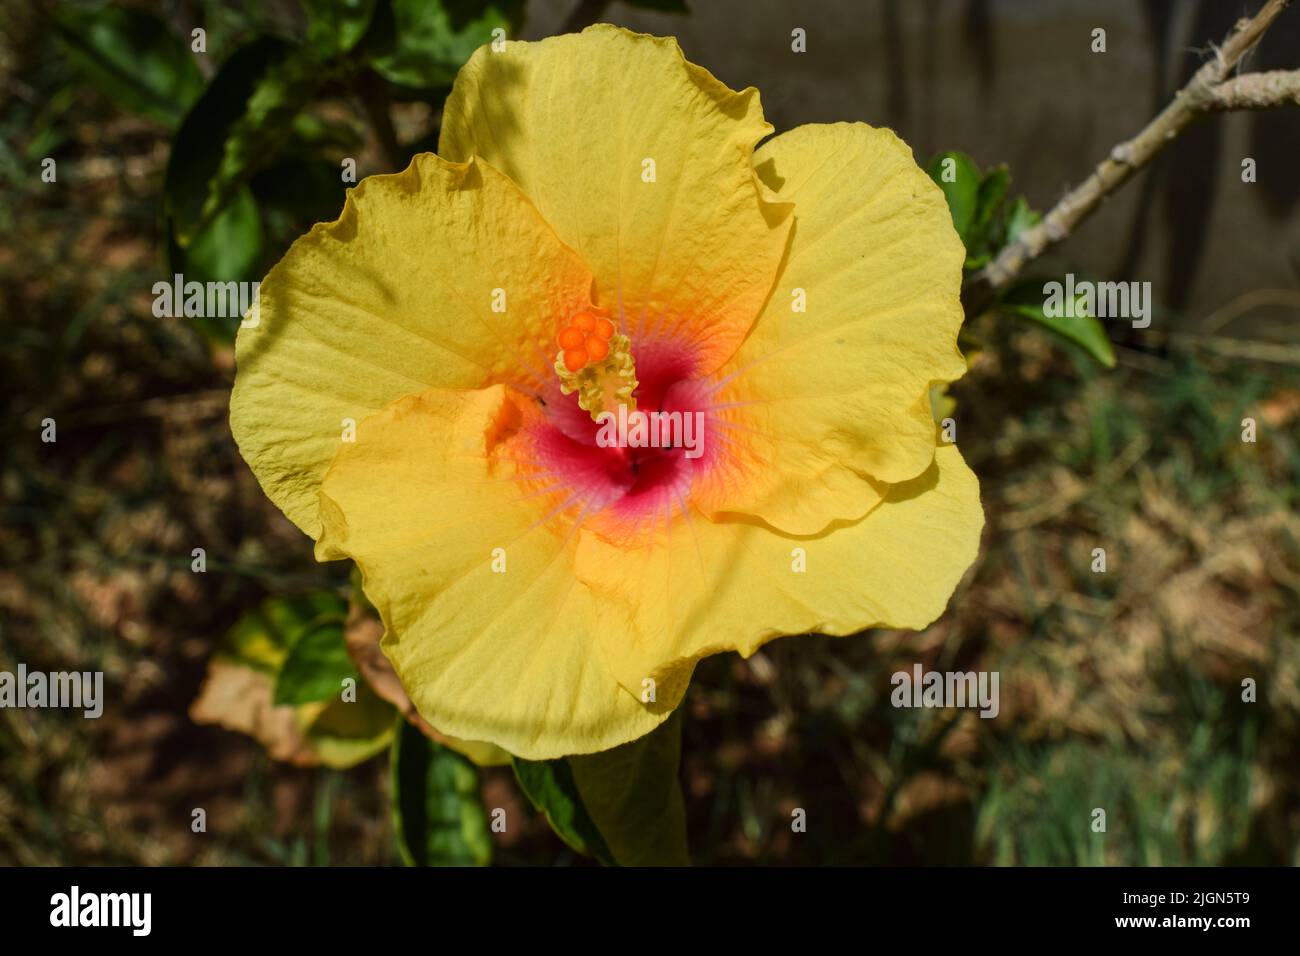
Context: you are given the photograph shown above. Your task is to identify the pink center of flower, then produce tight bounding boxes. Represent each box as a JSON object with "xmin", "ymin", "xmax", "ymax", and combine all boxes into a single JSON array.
[{"xmin": 525, "ymin": 319, "xmax": 723, "ymax": 540}]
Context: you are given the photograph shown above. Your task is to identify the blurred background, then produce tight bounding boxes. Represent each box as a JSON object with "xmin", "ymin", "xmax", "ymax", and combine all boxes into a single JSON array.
[{"xmin": 2, "ymin": 0, "xmax": 1298, "ymax": 866}]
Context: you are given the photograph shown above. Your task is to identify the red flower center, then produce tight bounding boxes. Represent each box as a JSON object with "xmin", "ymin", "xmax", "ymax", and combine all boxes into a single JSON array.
[{"xmin": 526, "ymin": 328, "xmax": 723, "ymax": 540}]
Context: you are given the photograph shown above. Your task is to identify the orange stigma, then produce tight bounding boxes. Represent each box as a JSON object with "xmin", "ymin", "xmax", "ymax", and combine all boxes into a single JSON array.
[
  {"xmin": 557, "ymin": 311, "xmax": 614, "ymax": 372},
  {"xmin": 553, "ymin": 308, "xmax": 638, "ymax": 418}
]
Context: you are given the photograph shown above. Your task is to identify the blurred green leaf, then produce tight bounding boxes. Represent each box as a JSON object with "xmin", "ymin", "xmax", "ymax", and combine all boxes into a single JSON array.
[
  {"xmin": 512, "ymin": 757, "xmax": 614, "ymax": 864},
  {"xmin": 391, "ymin": 720, "xmax": 492, "ymax": 866},
  {"xmin": 367, "ymin": 0, "xmax": 523, "ymax": 89},
  {"xmin": 926, "ymin": 150, "xmax": 981, "ymax": 248},
  {"xmin": 929, "ymin": 151, "xmax": 1046, "ymax": 274},
  {"xmin": 567, "ymin": 709, "xmax": 688, "ymax": 866},
  {"xmin": 200, "ymin": 54, "xmax": 328, "ymax": 231},
  {"xmin": 262, "ymin": 592, "xmax": 347, "ymax": 643},
  {"xmin": 273, "ymin": 618, "xmax": 355, "ymax": 705},
  {"xmin": 625, "ymin": 0, "xmax": 690, "ymax": 9},
  {"xmin": 198, "ymin": 591, "xmax": 392, "ymax": 769},
  {"xmin": 222, "ymin": 591, "xmax": 348, "ymax": 671},
  {"xmin": 304, "ymin": 0, "xmax": 378, "ymax": 55},
  {"xmin": 1004, "ymin": 196, "xmax": 1041, "ymax": 245},
  {"xmin": 17, "ymin": 87, "xmax": 77, "ymax": 167},
  {"xmin": 289, "ymin": 111, "xmax": 365, "ymax": 154},
  {"xmin": 974, "ymin": 166, "xmax": 1009, "ymax": 225},
  {"xmin": 180, "ymin": 185, "xmax": 264, "ymax": 276},
  {"xmin": 1000, "ymin": 279, "xmax": 1117, "ymax": 368},
  {"xmin": 970, "ymin": 164, "xmax": 1010, "ymax": 263},
  {"xmin": 251, "ymin": 157, "xmax": 349, "ymax": 230},
  {"xmin": 300, "ymin": 684, "xmax": 396, "ymax": 767},
  {"xmin": 166, "ymin": 185, "xmax": 264, "ymax": 341},
  {"xmin": 164, "ymin": 35, "xmax": 294, "ymax": 245},
  {"xmin": 52, "ymin": 4, "xmax": 203, "ymax": 125}
]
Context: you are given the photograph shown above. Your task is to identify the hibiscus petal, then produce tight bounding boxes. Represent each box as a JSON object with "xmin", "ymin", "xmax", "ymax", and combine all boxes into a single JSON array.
[
  {"xmin": 576, "ymin": 445, "xmax": 983, "ymax": 695},
  {"xmin": 230, "ymin": 153, "xmax": 594, "ymax": 538},
  {"xmin": 315, "ymin": 385, "xmax": 686, "ymax": 760},
  {"xmin": 439, "ymin": 24, "xmax": 792, "ymax": 376},
  {"xmin": 697, "ymin": 122, "xmax": 968, "ymax": 535}
]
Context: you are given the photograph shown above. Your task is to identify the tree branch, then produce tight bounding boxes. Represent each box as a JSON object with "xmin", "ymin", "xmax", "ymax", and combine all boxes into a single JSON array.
[
  {"xmin": 963, "ymin": 0, "xmax": 1294, "ymax": 316},
  {"xmin": 1202, "ymin": 70, "xmax": 1300, "ymax": 110}
]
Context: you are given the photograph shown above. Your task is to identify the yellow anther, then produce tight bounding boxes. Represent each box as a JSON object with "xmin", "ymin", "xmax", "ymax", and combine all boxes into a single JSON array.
[{"xmin": 554, "ymin": 320, "xmax": 637, "ymax": 419}]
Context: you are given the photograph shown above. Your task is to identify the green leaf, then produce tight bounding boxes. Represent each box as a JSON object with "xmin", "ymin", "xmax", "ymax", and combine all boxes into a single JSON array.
[
  {"xmin": 178, "ymin": 184, "xmax": 264, "ymax": 278},
  {"xmin": 927, "ymin": 152, "xmax": 1043, "ymax": 271},
  {"xmin": 1003, "ymin": 196, "xmax": 1041, "ymax": 245},
  {"xmin": 390, "ymin": 720, "xmax": 492, "ymax": 866},
  {"xmin": 288, "ymin": 110, "xmax": 365, "ymax": 155},
  {"xmin": 251, "ymin": 157, "xmax": 349, "ymax": 233},
  {"xmin": 973, "ymin": 165, "xmax": 1009, "ymax": 244},
  {"xmin": 53, "ymin": 5, "xmax": 203, "ymax": 125},
  {"xmin": 199, "ymin": 54, "xmax": 328, "ymax": 234},
  {"xmin": 273, "ymin": 618, "xmax": 355, "ymax": 705},
  {"xmin": 512, "ymin": 757, "xmax": 615, "ymax": 864},
  {"xmin": 164, "ymin": 35, "xmax": 295, "ymax": 245},
  {"xmin": 568, "ymin": 709, "xmax": 689, "ymax": 866},
  {"xmin": 165, "ymin": 185, "xmax": 265, "ymax": 342},
  {"xmin": 304, "ymin": 0, "xmax": 378, "ymax": 55},
  {"xmin": 262, "ymin": 592, "xmax": 347, "ymax": 643},
  {"xmin": 161, "ymin": 35, "xmax": 329, "ymax": 338},
  {"xmin": 223, "ymin": 591, "xmax": 347, "ymax": 671},
  {"xmin": 1000, "ymin": 280, "xmax": 1117, "ymax": 368},
  {"xmin": 201, "ymin": 591, "xmax": 393, "ymax": 768},
  {"xmin": 926, "ymin": 150, "xmax": 981, "ymax": 247},
  {"xmin": 300, "ymin": 683, "xmax": 396, "ymax": 767},
  {"xmin": 367, "ymin": 0, "xmax": 524, "ymax": 89}
]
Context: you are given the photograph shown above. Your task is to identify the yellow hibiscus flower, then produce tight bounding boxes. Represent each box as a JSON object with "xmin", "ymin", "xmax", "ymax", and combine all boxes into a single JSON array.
[{"xmin": 230, "ymin": 24, "xmax": 983, "ymax": 761}]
